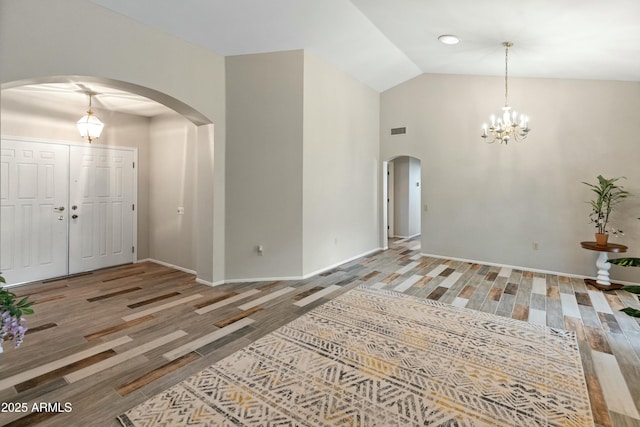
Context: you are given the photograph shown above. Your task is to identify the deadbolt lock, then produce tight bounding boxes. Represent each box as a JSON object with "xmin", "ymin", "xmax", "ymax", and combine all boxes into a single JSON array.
[{"xmin": 72, "ymin": 214, "xmax": 78, "ymax": 219}]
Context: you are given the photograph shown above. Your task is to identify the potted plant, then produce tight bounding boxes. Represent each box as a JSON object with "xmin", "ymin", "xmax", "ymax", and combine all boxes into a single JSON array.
[
  {"xmin": 607, "ymin": 258, "xmax": 640, "ymax": 317},
  {"xmin": 0, "ymin": 274, "xmax": 34, "ymax": 353},
  {"xmin": 582, "ymin": 175, "xmax": 629, "ymax": 246}
]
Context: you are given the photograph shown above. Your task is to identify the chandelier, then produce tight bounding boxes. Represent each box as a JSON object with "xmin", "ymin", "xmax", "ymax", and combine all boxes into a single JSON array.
[
  {"xmin": 481, "ymin": 42, "xmax": 530, "ymax": 144},
  {"xmin": 76, "ymin": 91, "xmax": 104, "ymax": 143}
]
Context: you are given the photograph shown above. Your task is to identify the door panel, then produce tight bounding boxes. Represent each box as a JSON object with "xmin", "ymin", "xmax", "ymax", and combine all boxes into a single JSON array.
[
  {"xmin": 69, "ymin": 146, "xmax": 134, "ymax": 274},
  {"xmin": 0, "ymin": 140, "xmax": 69, "ymax": 284}
]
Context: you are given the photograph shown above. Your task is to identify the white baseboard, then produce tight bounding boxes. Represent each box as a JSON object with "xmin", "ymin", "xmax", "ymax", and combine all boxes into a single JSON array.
[
  {"xmin": 196, "ymin": 278, "xmax": 227, "ymax": 287},
  {"xmin": 301, "ymin": 248, "xmax": 383, "ymax": 279},
  {"xmin": 223, "ymin": 247, "xmax": 383, "ymax": 285},
  {"xmin": 223, "ymin": 275, "xmax": 304, "ymax": 284},
  {"xmin": 140, "ymin": 258, "xmax": 228, "ymax": 287},
  {"xmin": 421, "ymin": 252, "xmax": 640, "ymax": 286},
  {"xmin": 393, "ymin": 233, "xmax": 421, "ymax": 239},
  {"xmin": 137, "ymin": 258, "xmax": 196, "ymax": 275}
]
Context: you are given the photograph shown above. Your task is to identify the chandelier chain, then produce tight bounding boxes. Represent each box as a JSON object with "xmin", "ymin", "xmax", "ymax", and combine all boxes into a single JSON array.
[{"xmin": 504, "ymin": 43, "xmax": 509, "ymax": 107}]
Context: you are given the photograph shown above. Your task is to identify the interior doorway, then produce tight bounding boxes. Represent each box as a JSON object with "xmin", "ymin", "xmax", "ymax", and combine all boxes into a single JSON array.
[
  {"xmin": 383, "ymin": 155, "xmax": 422, "ymax": 249},
  {"xmin": 1, "ymin": 137, "xmax": 136, "ymax": 285}
]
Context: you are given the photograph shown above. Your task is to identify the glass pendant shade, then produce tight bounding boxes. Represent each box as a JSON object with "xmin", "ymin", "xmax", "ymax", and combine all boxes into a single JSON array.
[
  {"xmin": 77, "ymin": 92, "xmax": 104, "ymax": 143},
  {"xmin": 77, "ymin": 112, "xmax": 104, "ymax": 142}
]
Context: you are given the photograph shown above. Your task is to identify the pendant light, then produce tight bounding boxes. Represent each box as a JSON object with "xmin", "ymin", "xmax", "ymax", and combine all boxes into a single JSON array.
[{"xmin": 77, "ymin": 91, "xmax": 104, "ymax": 143}]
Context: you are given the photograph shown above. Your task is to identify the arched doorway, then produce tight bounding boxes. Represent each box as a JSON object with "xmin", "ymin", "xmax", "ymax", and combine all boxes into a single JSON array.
[
  {"xmin": 382, "ymin": 155, "xmax": 422, "ymax": 250},
  {"xmin": 1, "ymin": 77, "xmax": 216, "ymax": 285}
]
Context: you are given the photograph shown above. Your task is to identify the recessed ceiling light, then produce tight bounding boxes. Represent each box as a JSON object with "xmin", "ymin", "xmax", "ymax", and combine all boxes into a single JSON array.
[{"xmin": 438, "ymin": 34, "xmax": 460, "ymax": 45}]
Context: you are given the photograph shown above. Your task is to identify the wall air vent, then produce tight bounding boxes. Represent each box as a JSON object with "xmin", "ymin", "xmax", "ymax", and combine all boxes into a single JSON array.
[{"xmin": 390, "ymin": 127, "xmax": 406, "ymax": 135}]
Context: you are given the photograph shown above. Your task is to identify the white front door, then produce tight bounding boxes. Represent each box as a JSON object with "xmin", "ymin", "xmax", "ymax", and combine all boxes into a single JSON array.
[
  {"xmin": 69, "ymin": 146, "xmax": 135, "ymax": 274},
  {"xmin": 1, "ymin": 139, "xmax": 136, "ymax": 284},
  {"xmin": 0, "ymin": 140, "xmax": 69, "ymax": 284}
]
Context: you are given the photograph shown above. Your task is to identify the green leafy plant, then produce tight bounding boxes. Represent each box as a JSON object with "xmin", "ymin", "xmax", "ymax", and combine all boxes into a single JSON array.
[
  {"xmin": 608, "ymin": 258, "xmax": 640, "ymax": 268},
  {"xmin": 607, "ymin": 258, "xmax": 640, "ymax": 318},
  {"xmin": 1, "ymin": 274, "xmax": 34, "ymax": 350},
  {"xmin": 0, "ymin": 276, "xmax": 34, "ymax": 318},
  {"xmin": 582, "ymin": 175, "xmax": 629, "ymax": 235}
]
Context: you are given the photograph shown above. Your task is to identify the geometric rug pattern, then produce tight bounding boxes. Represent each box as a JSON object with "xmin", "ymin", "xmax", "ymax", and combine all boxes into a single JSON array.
[{"xmin": 118, "ymin": 285, "xmax": 594, "ymax": 427}]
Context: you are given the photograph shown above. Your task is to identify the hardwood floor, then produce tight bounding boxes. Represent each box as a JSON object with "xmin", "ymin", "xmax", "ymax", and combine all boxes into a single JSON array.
[{"xmin": 1, "ymin": 237, "xmax": 639, "ymax": 426}]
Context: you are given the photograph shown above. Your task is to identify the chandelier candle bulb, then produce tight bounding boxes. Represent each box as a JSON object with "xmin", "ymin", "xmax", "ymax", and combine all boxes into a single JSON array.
[{"xmin": 481, "ymin": 42, "xmax": 531, "ymax": 144}]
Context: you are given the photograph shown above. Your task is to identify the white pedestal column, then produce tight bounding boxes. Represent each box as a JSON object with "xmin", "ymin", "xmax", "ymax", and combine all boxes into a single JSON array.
[{"xmin": 595, "ymin": 251, "xmax": 612, "ymax": 286}]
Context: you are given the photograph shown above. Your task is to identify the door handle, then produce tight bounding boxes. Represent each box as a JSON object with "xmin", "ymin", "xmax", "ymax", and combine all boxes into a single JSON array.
[
  {"xmin": 54, "ymin": 206, "xmax": 65, "ymax": 211},
  {"xmin": 72, "ymin": 214, "xmax": 78, "ymax": 219}
]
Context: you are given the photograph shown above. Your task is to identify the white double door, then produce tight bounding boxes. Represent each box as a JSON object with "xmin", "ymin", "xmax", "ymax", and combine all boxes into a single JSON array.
[{"xmin": 1, "ymin": 139, "xmax": 135, "ymax": 285}]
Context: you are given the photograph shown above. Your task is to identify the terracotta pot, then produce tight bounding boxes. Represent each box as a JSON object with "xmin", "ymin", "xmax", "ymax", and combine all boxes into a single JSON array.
[{"xmin": 595, "ymin": 233, "xmax": 608, "ymax": 246}]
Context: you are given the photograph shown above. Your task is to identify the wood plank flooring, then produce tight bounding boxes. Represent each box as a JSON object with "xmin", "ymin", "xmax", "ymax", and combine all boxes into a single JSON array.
[{"xmin": 0, "ymin": 237, "xmax": 639, "ymax": 426}]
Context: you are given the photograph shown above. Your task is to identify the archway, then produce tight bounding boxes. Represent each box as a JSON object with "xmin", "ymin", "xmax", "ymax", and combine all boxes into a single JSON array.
[
  {"xmin": 381, "ymin": 155, "xmax": 422, "ymax": 251},
  {"xmin": 1, "ymin": 76, "xmax": 217, "ymax": 285},
  {"xmin": 2, "ymin": 76, "xmax": 212, "ymax": 126}
]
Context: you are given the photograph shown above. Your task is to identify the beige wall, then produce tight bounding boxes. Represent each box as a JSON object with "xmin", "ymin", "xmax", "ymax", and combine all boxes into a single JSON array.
[
  {"xmin": 302, "ymin": 52, "xmax": 380, "ymax": 275},
  {"xmin": 226, "ymin": 50, "xmax": 380, "ymax": 281},
  {"xmin": 381, "ymin": 74, "xmax": 640, "ymax": 282},
  {"xmin": 225, "ymin": 50, "xmax": 305, "ymax": 280},
  {"xmin": 148, "ymin": 114, "xmax": 198, "ymax": 270},
  {"xmin": 1, "ymin": 0, "xmax": 226, "ymax": 284}
]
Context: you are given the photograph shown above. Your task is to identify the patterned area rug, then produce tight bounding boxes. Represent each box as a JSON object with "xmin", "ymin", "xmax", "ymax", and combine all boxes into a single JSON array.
[{"xmin": 117, "ymin": 286, "xmax": 594, "ymax": 426}]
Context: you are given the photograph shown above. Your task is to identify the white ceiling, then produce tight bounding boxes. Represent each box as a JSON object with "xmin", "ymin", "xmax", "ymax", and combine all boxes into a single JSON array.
[
  {"xmin": 2, "ymin": 82, "xmax": 173, "ymax": 118},
  {"xmin": 5, "ymin": 0, "xmax": 639, "ymax": 117},
  {"xmin": 91, "ymin": 0, "xmax": 640, "ymax": 92}
]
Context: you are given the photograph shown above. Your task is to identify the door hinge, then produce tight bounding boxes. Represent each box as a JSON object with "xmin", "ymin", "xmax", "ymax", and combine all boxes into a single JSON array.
[
  {"xmin": 132, "ymin": 246, "xmax": 135, "ymax": 253},
  {"xmin": 133, "ymin": 162, "xmax": 135, "ymax": 168},
  {"xmin": 132, "ymin": 204, "xmax": 135, "ymax": 211}
]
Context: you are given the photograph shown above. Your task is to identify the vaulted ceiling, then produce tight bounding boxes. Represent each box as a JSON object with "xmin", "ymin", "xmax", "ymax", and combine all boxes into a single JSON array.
[
  {"xmin": 91, "ymin": 0, "xmax": 640, "ymax": 92},
  {"xmin": 4, "ymin": 0, "xmax": 639, "ymax": 118}
]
